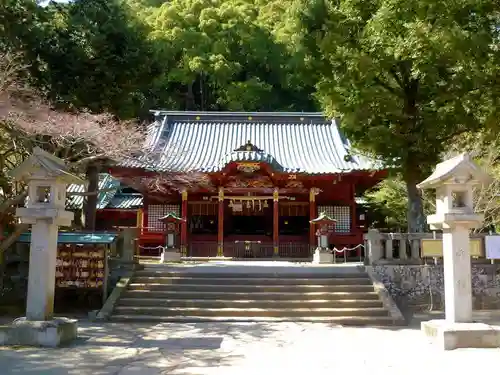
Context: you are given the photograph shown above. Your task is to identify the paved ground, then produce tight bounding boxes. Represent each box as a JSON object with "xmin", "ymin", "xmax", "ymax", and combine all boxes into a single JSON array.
[{"xmin": 1, "ymin": 313, "xmax": 499, "ymax": 375}]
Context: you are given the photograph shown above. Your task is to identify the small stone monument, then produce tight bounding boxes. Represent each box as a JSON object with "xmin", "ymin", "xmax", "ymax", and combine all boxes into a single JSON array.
[
  {"xmin": 311, "ymin": 212, "xmax": 336, "ymax": 264},
  {"xmin": 158, "ymin": 212, "xmax": 184, "ymax": 262},
  {"xmin": 417, "ymin": 153, "xmax": 500, "ymax": 350},
  {"xmin": 0, "ymin": 148, "xmax": 84, "ymax": 347}
]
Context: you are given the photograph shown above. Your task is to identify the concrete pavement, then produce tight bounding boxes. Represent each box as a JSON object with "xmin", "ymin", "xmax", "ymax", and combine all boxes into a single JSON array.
[{"xmin": 0, "ymin": 313, "xmax": 499, "ymax": 375}]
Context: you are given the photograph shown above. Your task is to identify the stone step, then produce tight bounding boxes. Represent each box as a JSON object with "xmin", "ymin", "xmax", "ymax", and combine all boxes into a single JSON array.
[
  {"xmin": 127, "ymin": 283, "xmax": 375, "ymax": 293},
  {"xmin": 133, "ymin": 271, "xmax": 368, "ymax": 279},
  {"xmin": 122, "ymin": 290, "xmax": 380, "ymax": 300},
  {"xmin": 110, "ymin": 314, "xmax": 396, "ymax": 325},
  {"xmin": 109, "ymin": 266, "xmax": 396, "ymax": 326},
  {"xmin": 117, "ymin": 298, "xmax": 384, "ymax": 309},
  {"xmin": 132, "ymin": 276, "xmax": 372, "ymax": 285},
  {"xmin": 113, "ymin": 306, "xmax": 389, "ymax": 318}
]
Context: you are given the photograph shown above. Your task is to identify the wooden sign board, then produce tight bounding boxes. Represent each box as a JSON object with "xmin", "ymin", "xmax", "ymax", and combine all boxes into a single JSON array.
[{"xmin": 421, "ymin": 238, "xmax": 483, "ymax": 258}]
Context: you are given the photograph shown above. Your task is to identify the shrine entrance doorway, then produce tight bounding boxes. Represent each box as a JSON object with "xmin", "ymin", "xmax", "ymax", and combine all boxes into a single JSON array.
[{"xmin": 224, "ymin": 198, "xmax": 274, "ymax": 258}]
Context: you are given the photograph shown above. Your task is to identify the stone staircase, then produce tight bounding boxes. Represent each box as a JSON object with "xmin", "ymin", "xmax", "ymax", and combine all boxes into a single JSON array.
[{"xmin": 110, "ymin": 265, "xmax": 396, "ymax": 325}]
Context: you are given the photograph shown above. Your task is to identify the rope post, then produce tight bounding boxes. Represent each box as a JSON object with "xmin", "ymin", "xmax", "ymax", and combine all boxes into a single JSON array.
[
  {"xmin": 137, "ymin": 245, "xmax": 165, "ymax": 259},
  {"xmin": 329, "ymin": 244, "xmax": 364, "ymax": 264}
]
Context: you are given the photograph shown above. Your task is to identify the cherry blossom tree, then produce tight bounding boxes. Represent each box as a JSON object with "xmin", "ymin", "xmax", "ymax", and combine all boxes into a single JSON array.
[{"xmin": 0, "ymin": 47, "xmax": 207, "ymax": 233}]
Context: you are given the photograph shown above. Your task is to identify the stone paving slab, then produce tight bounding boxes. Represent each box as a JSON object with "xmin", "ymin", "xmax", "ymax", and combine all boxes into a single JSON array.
[{"xmin": 0, "ymin": 316, "xmax": 499, "ymax": 375}]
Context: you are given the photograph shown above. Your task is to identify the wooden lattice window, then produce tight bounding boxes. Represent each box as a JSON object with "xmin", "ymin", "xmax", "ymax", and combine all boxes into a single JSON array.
[
  {"xmin": 317, "ymin": 205, "xmax": 351, "ymax": 233},
  {"xmin": 147, "ymin": 204, "xmax": 180, "ymax": 230}
]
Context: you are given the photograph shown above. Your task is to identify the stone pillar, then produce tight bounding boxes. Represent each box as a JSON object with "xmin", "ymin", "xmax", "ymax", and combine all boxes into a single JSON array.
[
  {"xmin": 417, "ymin": 153, "xmax": 500, "ymax": 350},
  {"xmin": 410, "ymin": 239, "xmax": 420, "ymax": 259},
  {"xmin": 365, "ymin": 229, "xmax": 383, "ymax": 265},
  {"xmin": 385, "ymin": 238, "xmax": 393, "ymax": 260},
  {"xmin": 309, "ymin": 188, "xmax": 317, "ymax": 251},
  {"xmin": 2, "ymin": 147, "xmax": 80, "ymax": 347},
  {"xmin": 217, "ymin": 187, "xmax": 224, "ymax": 257},
  {"xmin": 273, "ymin": 188, "xmax": 279, "ymax": 257},
  {"xmin": 443, "ymin": 224, "xmax": 473, "ymax": 323},
  {"xmin": 26, "ymin": 220, "xmax": 58, "ymax": 321},
  {"xmin": 120, "ymin": 227, "xmax": 138, "ymax": 263},
  {"xmin": 181, "ymin": 190, "xmax": 188, "ymax": 256}
]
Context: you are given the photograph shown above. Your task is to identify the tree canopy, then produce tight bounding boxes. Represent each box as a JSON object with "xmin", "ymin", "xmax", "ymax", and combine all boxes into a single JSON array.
[
  {"xmin": 295, "ymin": 0, "xmax": 500, "ymax": 231},
  {"xmin": 2, "ymin": 0, "xmax": 500, "ymax": 234},
  {"xmin": 5, "ymin": 0, "xmax": 316, "ymax": 117}
]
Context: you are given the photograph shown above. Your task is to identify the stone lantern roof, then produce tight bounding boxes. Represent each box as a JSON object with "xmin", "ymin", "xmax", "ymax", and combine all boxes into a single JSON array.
[
  {"xmin": 10, "ymin": 147, "xmax": 83, "ymax": 184},
  {"xmin": 417, "ymin": 153, "xmax": 490, "ymax": 189}
]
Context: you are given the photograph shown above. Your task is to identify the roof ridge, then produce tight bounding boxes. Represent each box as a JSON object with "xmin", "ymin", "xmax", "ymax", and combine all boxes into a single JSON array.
[{"xmin": 151, "ymin": 110, "xmax": 325, "ymax": 117}]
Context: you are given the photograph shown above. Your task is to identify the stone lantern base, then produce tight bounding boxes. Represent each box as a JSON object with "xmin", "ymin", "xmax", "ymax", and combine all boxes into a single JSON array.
[
  {"xmin": 312, "ymin": 248, "xmax": 333, "ymax": 264},
  {"xmin": 0, "ymin": 317, "xmax": 78, "ymax": 347},
  {"xmin": 160, "ymin": 248, "xmax": 181, "ymax": 263},
  {"xmin": 422, "ymin": 319, "xmax": 500, "ymax": 350}
]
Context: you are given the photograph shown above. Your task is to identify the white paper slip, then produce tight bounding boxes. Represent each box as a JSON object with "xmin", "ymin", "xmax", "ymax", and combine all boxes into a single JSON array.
[{"xmin": 484, "ymin": 235, "xmax": 500, "ymax": 259}]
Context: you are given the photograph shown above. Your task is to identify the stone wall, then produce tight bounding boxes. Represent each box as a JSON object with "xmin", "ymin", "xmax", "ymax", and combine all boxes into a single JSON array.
[{"xmin": 370, "ymin": 264, "xmax": 500, "ymax": 311}]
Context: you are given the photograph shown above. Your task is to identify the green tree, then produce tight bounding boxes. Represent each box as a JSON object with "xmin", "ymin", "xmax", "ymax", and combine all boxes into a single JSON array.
[
  {"xmin": 18, "ymin": 0, "xmax": 165, "ymax": 227},
  {"xmin": 26, "ymin": 0, "xmax": 161, "ymax": 119},
  {"xmin": 147, "ymin": 0, "xmax": 316, "ymax": 111},
  {"xmin": 295, "ymin": 0, "xmax": 500, "ymax": 232},
  {"xmin": 448, "ymin": 132, "xmax": 500, "ymax": 233},
  {"xmin": 364, "ymin": 175, "xmax": 435, "ymax": 231}
]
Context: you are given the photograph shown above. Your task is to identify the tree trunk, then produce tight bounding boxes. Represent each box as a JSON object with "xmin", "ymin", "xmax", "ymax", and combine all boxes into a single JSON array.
[
  {"xmin": 0, "ymin": 191, "xmax": 27, "ymax": 215},
  {"xmin": 84, "ymin": 164, "xmax": 99, "ymax": 231},
  {"xmin": 186, "ymin": 81, "xmax": 196, "ymax": 110},
  {"xmin": 73, "ymin": 208, "xmax": 84, "ymax": 229},
  {"xmin": 404, "ymin": 171, "xmax": 426, "ymax": 233},
  {"xmin": 0, "ymin": 223, "xmax": 29, "ymax": 255}
]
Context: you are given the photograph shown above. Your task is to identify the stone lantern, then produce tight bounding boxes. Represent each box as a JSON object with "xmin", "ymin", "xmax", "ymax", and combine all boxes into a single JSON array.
[
  {"xmin": 417, "ymin": 153, "xmax": 500, "ymax": 350},
  {"xmin": 158, "ymin": 212, "xmax": 185, "ymax": 262},
  {"xmin": 0, "ymin": 148, "xmax": 84, "ymax": 347},
  {"xmin": 310, "ymin": 212, "xmax": 336, "ymax": 264}
]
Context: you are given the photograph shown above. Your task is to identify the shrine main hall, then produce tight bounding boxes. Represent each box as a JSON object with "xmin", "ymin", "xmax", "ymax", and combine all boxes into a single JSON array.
[{"xmin": 108, "ymin": 111, "xmax": 384, "ymax": 259}]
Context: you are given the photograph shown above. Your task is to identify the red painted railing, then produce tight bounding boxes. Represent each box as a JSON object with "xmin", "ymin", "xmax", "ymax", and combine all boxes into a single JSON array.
[
  {"xmin": 278, "ymin": 242, "xmax": 311, "ymax": 258},
  {"xmin": 185, "ymin": 241, "xmax": 311, "ymax": 258},
  {"xmin": 188, "ymin": 241, "xmax": 219, "ymax": 257}
]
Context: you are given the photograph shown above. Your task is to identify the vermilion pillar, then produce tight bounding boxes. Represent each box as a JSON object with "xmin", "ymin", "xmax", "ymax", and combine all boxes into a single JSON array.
[
  {"xmin": 217, "ymin": 187, "xmax": 224, "ymax": 257},
  {"xmin": 350, "ymin": 183, "xmax": 359, "ymax": 258},
  {"xmin": 181, "ymin": 190, "xmax": 188, "ymax": 256},
  {"xmin": 350, "ymin": 183, "xmax": 357, "ymax": 231},
  {"xmin": 273, "ymin": 188, "xmax": 279, "ymax": 257},
  {"xmin": 309, "ymin": 188, "xmax": 317, "ymax": 250},
  {"xmin": 136, "ymin": 208, "xmax": 144, "ymax": 233}
]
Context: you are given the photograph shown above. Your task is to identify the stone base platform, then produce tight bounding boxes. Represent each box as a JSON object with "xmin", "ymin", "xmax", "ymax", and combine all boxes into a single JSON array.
[
  {"xmin": 422, "ymin": 319, "xmax": 500, "ymax": 350},
  {"xmin": 0, "ymin": 317, "xmax": 77, "ymax": 347},
  {"xmin": 312, "ymin": 249, "xmax": 333, "ymax": 264},
  {"xmin": 160, "ymin": 250, "xmax": 181, "ymax": 263}
]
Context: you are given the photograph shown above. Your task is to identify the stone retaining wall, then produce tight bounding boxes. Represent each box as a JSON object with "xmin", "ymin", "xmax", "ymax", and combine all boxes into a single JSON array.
[{"xmin": 370, "ymin": 264, "xmax": 500, "ymax": 311}]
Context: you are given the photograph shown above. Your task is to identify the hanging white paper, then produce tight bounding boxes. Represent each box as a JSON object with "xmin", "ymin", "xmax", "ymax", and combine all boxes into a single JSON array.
[{"xmin": 484, "ymin": 235, "xmax": 500, "ymax": 259}]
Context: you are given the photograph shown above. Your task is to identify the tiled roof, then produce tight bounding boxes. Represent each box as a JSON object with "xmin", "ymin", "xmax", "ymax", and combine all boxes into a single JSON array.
[
  {"xmin": 66, "ymin": 173, "xmax": 121, "ymax": 210},
  {"xmin": 18, "ymin": 232, "xmax": 118, "ymax": 244},
  {"xmin": 107, "ymin": 194, "xmax": 143, "ymax": 209},
  {"xmin": 122, "ymin": 111, "xmax": 376, "ymax": 174}
]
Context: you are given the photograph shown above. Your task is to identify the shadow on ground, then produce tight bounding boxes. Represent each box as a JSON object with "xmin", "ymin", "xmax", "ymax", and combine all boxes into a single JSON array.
[
  {"xmin": 0, "ymin": 320, "xmax": 288, "ymax": 375},
  {"xmin": 1, "ymin": 312, "xmax": 499, "ymax": 375}
]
